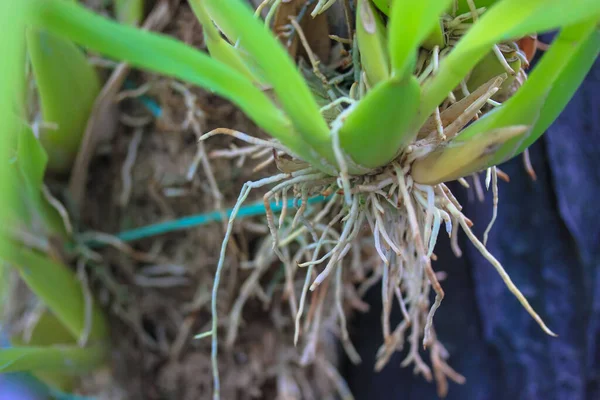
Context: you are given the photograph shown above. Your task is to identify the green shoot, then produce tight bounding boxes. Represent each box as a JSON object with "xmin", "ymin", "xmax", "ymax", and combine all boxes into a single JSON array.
[{"xmin": 356, "ymin": 0, "xmax": 390, "ymax": 86}]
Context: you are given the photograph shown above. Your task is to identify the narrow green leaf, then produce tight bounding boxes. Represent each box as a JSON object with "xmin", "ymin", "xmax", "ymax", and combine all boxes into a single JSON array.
[
  {"xmin": 25, "ymin": 0, "xmax": 329, "ymax": 172},
  {"xmin": 356, "ymin": 0, "xmax": 390, "ymax": 86},
  {"xmin": 0, "ymin": 345, "xmax": 107, "ymax": 373},
  {"xmin": 418, "ymin": 0, "xmax": 599, "ymax": 129},
  {"xmin": 26, "ymin": 29, "xmax": 102, "ymax": 173},
  {"xmin": 0, "ymin": 239, "xmax": 108, "ymax": 342},
  {"xmin": 388, "ymin": 0, "xmax": 452, "ymax": 78},
  {"xmin": 202, "ymin": 0, "xmax": 335, "ymax": 164},
  {"xmin": 339, "ymin": 76, "xmax": 420, "ymax": 168},
  {"xmin": 188, "ymin": 0, "xmax": 262, "ymax": 84},
  {"xmin": 456, "ymin": 20, "xmax": 599, "ymax": 165}
]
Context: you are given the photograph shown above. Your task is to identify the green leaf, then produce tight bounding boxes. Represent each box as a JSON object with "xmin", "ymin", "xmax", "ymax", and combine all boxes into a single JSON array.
[
  {"xmin": 418, "ymin": 0, "xmax": 600, "ymax": 129},
  {"xmin": 411, "ymin": 125, "xmax": 528, "ymax": 185},
  {"xmin": 16, "ymin": 122, "xmax": 47, "ymax": 197},
  {"xmin": 14, "ymin": 121, "xmax": 67, "ymax": 239},
  {"xmin": 516, "ymin": 26, "xmax": 600, "ymax": 153},
  {"xmin": 356, "ymin": 0, "xmax": 390, "ymax": 86},
  {"xmin": 25, "ymin": 0, "xmax": 333, "ymax": 172},
  {"xmin": 456, "ymin": 19, "xmax": 599, "ymax": 165},
  {"xmin": 422, "ymin": 21, "xmax": 446, "ymax": 50},
  {"xmin": 202, "ymin": 0, "xmax": 335, "ymax": 164},
  {"xmin": 388, "ymin": 0, "xmax": 452, "ymax": 78},
  {"xmin": 0, "ymin": 345, "xmax": 107, "ymax": 373},
  {"xmin": 11, "ymin": 311, "xmax": 78, "ymax": 347},
  {"xmin": 339, "ymin": 76, "xmax": 420, "ymax": 168},
  {"xmin": 371, "ymin": 0, "xmax": 391, "ymax": 14},
  {"xmin": 0, "ymin": 1, "xmax": 27, "ymax": 326},
  {"xmin": 26, "ymin": 29, "xmax": 102, "ymax": 173},
  {"xmin": 188, "ymin": 0, "xmax": 262, "ymax": 84},
  {"xmin": 0, "ymin": 239, "xmax": 108, "ymax": 342}
]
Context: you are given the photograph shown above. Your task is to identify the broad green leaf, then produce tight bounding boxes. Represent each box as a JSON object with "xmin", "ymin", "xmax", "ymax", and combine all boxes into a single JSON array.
[
  {"xmin": 188, "ymin": 0, "xmax": 262, "ymax": 84},
  {"xmin": 456, "ymin": 20, "xmax": 599, "ymax": 165},
  {"xmin": 26, "ymin": 29, "xmax": 101, "ymax": 173},
  {"xmin": 339, "ymin": 76, "xmax": 420, "ymax": 168},
  {"xmin": 202, "ymin": 0, "xmax": 336, "ymax": 165},
  {"xmin": 356, "ymin": 0, "xmax": 390, "ymax": 86},
  {"xmin": 388, "ymin": 0, "xmax": 452, "ymax": 79},
  {"xmin": 0, "ymin": 239, "xmax": 108, "ymax": 342},
  {"xmin": 0, "ymin": 345, "xmax": 107, "ymax": 373},
  {"xmin": 114, "ymin": 0, "xmax": 144, "ymax": 26},
  {"xmin": 418, "ymin": 0, "xmax": 600, "ymax": 129}
]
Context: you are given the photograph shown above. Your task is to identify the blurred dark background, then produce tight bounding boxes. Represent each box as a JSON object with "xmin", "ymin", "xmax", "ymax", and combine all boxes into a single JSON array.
[{"xmin": 344, "ymin": 43, "xmax": 600, "ymax": 400}]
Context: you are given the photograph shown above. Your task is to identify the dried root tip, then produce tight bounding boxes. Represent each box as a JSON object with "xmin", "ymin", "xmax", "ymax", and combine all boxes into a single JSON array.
[{"xmin": 523, "ymin": 148, "xmax": 537, "ymax": 181}]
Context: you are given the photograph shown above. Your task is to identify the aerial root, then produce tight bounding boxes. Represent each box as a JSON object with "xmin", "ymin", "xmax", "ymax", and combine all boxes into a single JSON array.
[
  {"xmin": 446, "ymin": 202, "xmax": 557, "ymax": 337},
  {"xmin": 483, "ymin": 166, "xmax": 499, "ymax": 245}
]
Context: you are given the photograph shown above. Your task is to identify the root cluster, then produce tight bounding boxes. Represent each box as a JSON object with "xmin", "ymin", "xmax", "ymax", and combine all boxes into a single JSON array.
[{"xmin": 203, "ymin": 124, "xmax": 555, "ymax": 398}]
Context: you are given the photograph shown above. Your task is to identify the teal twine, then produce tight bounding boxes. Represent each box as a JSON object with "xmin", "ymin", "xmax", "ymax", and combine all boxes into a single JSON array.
[
  {"xmin": 114, "ymin": 195, "xmax": 328, "ymax": 243},
  {"xmin": 123, "ymin": 80, "xmax": 162, "ymax": 117}
]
